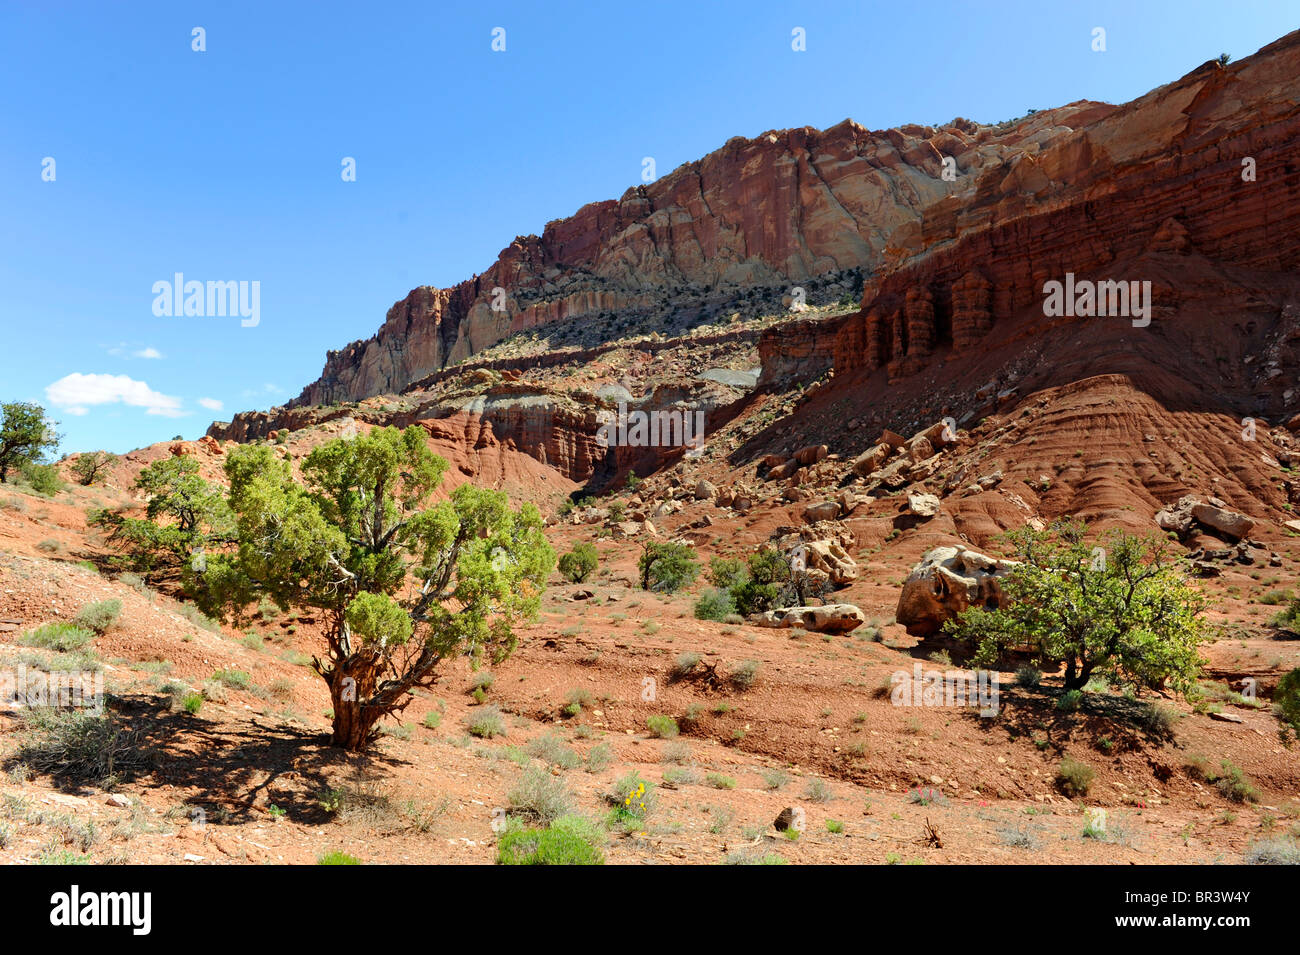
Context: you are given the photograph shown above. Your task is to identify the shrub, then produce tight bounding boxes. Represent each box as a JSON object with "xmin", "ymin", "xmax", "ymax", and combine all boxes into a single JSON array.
[
  {"xmin": 16, "ymin": 709, "xmax": 151, "ymax": 788},
  {"xmin": 646, "ymin": 715, "xmax": 679, "ymax": 738},
  {"xmin": 558, "ymin": 543, "xmax": 599, "ymax": 583},
  {"xmin": 705, "ymin": 772, "xmax": 736, "ymax": 790},
  {"xmin": 1141, "ymin": 702, "xmax": 1180, "ymax": 736},
  {"xmin": 508, "ymin": 767, "xmax": 574, "ymax": 824},
  {"xmin": 730, "ymin": 579, "xmax": 781, "ymax": 616},
  {"xmin": 181, "ymin": 692, "xmax": 204, "ymax": 715},
  {"xmin": 525, "ymin": 734, "xmax": 581, "ymax": 770},
  {"xmin": 729, "ymin": 659, "xmax": 761, "ymax": 690},
  {"xmin": 318, "ymin": 851, "xmax": 360, "ymax": 865},
  {"xmin": 693, "ymin": 588, "xmax": 736, "ymax": 621},
  {"xmin": 1244, "ymin": 837, "xmax": 1300, "ymax": 865},
  {"xmin": 1056, "ymin": 689, "xmax": 1084, "ymax": 712},
  {"xmin": 20, "ymin": 461, "xmax": 65, "ymax": 497},
  {"xmin": 584, "ymin": 742, "xmax": 613, "ymax": 773},
  {"xmin": 637, "ymin": 541, "xmax": 699, "ymax": 593},
  {"xmin": 466, "ymin": 705, "xmax": 507, "ymax": 738},
  {"xmin": 708, "ymin": 557, "xmax": 748, "ymax": 590},
  {"xmin": 496, "ymin": 815, "xmax": 605, "ymax": 865},
  {"xmin": 1276, "ymin": 668, "xmax": 1300, "ymax": 730},
  {"xmin": 1056, "ymin": 758, "xmax": 1095, "ymax": 797},
  {"xmin": 1212, "ymin": 760, "xmax": 1259, "ymax": 804},
  {"xmin": 760, "ymin": 768, "xmax": 790, "ymax": 790},
  {"xmin": 671, "ymin": 651, "xmax": 702, "ymax": 680},
  {"xmin": 606, "ymin": 771, "xmax": 656, "ymax": 826},
  {"xmin": 212, "ymin": 669, "xmax": 250, "ymax": 690},
  {"xmin": 1015, "ymin": 664, "xmax": 1042, "ymax": 688},
  {"xmin": 804, "ymin": 779, "xmax": 833, "ymax": 803},
  {"xmin": 20, "ymin": 622, "xmax": 94, "ymax": 652}
]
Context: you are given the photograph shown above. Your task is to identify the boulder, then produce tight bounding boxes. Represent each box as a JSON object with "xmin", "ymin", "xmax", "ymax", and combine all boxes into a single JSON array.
[
  {"xmin": 804, "ymin": 539, "xmax": 859, "ymax": 585},
  {"xmin": 750, "ymin": 604, "xmax": 866, "ymax": 633},
  {"xmin": 767, "ymin": 460, "xmax": 798, "ymax": 481},
  {"xmin": 851, "ymin": 443, "xmax": 891, "ymax": 477},
  {"xmin": 1155, "ymin": 495, "xmax": 1200, "ymax": 534},
  {"xmin": 906, "ymin": 492, "xmax": 941, "ymax": 518},
  {"xmin": 695, "ymin": 479, "xmax": 717, "ymax": 500},
  {"xmin": 906, "ymin": 436, "xmax": 935, "ymax": 463},
  {"xmin": 1191, "ymin": 503, "xmax": 1254, "ymax": 540},
  {"xmin": 896, "ymin": 545, "xmax": 1016, "ymax": 637},
  {"xmin": 879, "ymin": 429, "xmax": 906, "ymax": 451},
  {"xmin": 916, "ymin": 420, "xmax": 958, "ymax": 447},
  {"xmin": 794, "ymin": 444, "xmax": 828, "ymax": 467},
  {"xmin": 802, "ymin": 501, "xmax": 841, "ymax": 523}
]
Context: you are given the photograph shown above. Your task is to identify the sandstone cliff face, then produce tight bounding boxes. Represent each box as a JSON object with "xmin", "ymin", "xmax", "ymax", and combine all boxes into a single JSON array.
[
  {"xmin": 292, "ymin": 115, "xmax": 1088, "ymax": 407},
  {"xmin": 757, "ymin": 35, "xmax": 1300, "ymax": 388}
]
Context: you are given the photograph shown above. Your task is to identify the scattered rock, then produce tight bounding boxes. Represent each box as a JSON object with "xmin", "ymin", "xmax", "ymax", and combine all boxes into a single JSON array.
[
  {"xmin": 751, "ymin": 604, "xmax": 866, "ymax": 633},
  {"xmin": 802, "ymin": 501, "xmax": 840, "ymax": 523}
]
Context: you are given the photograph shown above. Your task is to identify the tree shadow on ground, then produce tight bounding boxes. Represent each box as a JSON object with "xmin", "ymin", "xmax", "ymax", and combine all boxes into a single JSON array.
[
  {"xmin": 960, "ymin": 684, "xmax": 1177, "ymax": 761},
  {"xmin": 2, "ymin": 692, "xmax": 409, "ymax": 827}
]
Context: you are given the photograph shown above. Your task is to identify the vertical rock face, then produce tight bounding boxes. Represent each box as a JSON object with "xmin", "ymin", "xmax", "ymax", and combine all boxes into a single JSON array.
[
  {"xmin": 289, "ymin": 114, "xmax": 1092, "ymax": 407},
  {"xmin": 841, "ymin": 39, "xmax": 1300, "ymax": 380},
  {"xmin": 758, "ymin": 33, "xmax": 1300, "ymax": 388}
]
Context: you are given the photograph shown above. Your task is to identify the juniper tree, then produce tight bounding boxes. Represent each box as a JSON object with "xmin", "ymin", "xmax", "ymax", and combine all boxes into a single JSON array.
[
  {"xmin": 945, "ymin": 521, "xmax": 1206, "ymax": 692},
  {"xmin": 198, "ymin": 426, "xmax": 553, "ymax": 751}
]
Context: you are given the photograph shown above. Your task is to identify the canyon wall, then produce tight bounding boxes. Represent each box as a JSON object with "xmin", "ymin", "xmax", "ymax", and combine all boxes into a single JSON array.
[
  {"xmin": 758, "ymin": 36, "xmax": 1300, "ymax": 387},
  {"xmin": 290, "ymin": 112, "xmax": 1096, "ymax": 407}
]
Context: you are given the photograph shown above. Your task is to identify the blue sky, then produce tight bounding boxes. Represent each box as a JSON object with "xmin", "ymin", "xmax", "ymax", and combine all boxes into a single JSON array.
[{"xmin": 2, "ymin": 0, "xmax": 1294, "ymax": 454}]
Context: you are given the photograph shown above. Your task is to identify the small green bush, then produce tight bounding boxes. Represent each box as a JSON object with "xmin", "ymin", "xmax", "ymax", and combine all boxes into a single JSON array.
[
  {"xmin": 729, "ymin": 659, "xmax": 761, "ymax": 690},
  {"xmin": 72, "ymin": 599, "xmax": 121, "ymax": 635},
  {"xmin": 1056, "ymin": 689, "xmax": 1084, "ymax": 712},
  {"xmin": 318, "ymin": 851, "xmax": 360, "ymax": 865},
  {"xmin": 1276, "ymin": 668, "xmax": 1300, "ymax": 730},
  {"xmin": 1015, "ymin": 664, "xmax": 1042, "ymax": 688},
  {"xmin": 693, "ymin": 588, "xmax": 736, "ymax": 622},
  {"xmin": 212, "ymin": 669, "xmax": 250, "ymax": 690},
  {"xmin": 558, "ymin": 543, "xmax": 599, "ymax": 583},
  {"xmin": 507, "ymin": 767, "xmax": 574, "ymax": 823},
  {"xmin": 466, "ymin": 705, "xmax": 506, "ymax": 739},
  {"xmin": 496, "ymin": 815, "xmax": 605, "ymax": 865},
  {"xmin": 646, "ymin": 715, "xmax": 679, "ymax": 739},
  {"xmin": 20, "ymin": 623, "xmax": 94, "ymax": 652},
  {"xmin": 1056, "ymin": 758, "xmax": 1095, "ymax": 797}
]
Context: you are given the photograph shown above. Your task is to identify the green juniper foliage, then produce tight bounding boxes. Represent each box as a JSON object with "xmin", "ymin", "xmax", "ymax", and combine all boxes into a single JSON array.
[
  {"xmin": 945, "ymin": 521, "xmax": 1206, "ymax": 692},
  {"xmin": 194, "ymin": 426, "xmax": 553, "ymax": 751}
]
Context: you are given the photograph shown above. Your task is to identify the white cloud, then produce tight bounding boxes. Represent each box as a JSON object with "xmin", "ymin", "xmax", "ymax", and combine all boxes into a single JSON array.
[
  {"xmin": 106, "ymin": 343, "xmax": 164, "ymax": 359},
  {"xmin": 45, "ymin": 373, "xmax": 185, "ymax": 418},
  {"xmin": 198, "ymin": 397, "xmax": 224, "ymax": 411}
]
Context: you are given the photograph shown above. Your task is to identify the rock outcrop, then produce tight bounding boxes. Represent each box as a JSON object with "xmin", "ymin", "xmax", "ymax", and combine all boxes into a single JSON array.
[
  {"xmin": 896, "ymin": 545, "xmax": 1017, "ymax": 638},
  {"xmin": 283, "ymin": 113, "xmax": 1110, "ymax": 407}
]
